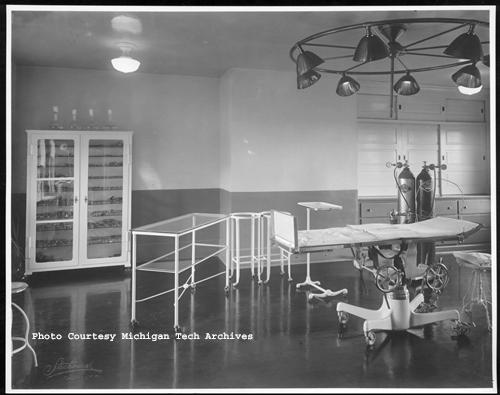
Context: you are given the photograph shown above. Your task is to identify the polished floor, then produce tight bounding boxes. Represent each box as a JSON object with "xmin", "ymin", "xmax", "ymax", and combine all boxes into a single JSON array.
[{"xmin": 11, "ymin": 254, "xmax": 494, "ymax": 390}]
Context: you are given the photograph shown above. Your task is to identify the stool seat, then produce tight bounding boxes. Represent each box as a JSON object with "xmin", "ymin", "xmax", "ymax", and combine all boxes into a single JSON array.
[
  {"xmin": 453, "ymin": 252, "xmax": 491, "ymax": 270},
  {"xmin": 12, "ymin": 282, "xmax": 29, "ymax": 294}
]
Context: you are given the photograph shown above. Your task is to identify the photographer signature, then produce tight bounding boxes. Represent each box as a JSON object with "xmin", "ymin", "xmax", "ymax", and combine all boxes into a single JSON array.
[{"xmin": 44, "ymin": 358, "xmax": 102, "ymax": 379}]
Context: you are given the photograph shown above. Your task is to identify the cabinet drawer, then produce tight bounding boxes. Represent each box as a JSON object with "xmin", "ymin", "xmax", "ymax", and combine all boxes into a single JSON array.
[
  {"xmin": 360, "ymin": 216, "xmax": 391, "ymax": 224},
  {"xmin": 458, "ymin": 198, "xmax": 490, "ymax": 214},
  {"xmin": 359, "ymin": 201, "xmax": 395, "ymax": 218},
  {"xmin": 460, "ymin": 213, "xmax": 491, "ymax": 228},
  {"xmin": 434, "ymin": 200, "xmax": 458, "ymax": 215}
]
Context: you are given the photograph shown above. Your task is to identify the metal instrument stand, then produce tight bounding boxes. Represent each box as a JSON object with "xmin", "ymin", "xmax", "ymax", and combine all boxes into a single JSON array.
[{"xmin": 296, "ymin": 202, "xmax": 348, "ymax": 300}]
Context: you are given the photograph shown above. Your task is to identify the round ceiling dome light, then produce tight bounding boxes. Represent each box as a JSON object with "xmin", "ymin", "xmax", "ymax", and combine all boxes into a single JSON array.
[{"xmin": 111, "ymin": 42, "xmax": 141, "ymax": 73}]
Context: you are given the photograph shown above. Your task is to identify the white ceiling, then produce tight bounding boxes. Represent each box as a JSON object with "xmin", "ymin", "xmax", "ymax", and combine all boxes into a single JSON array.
[{"xmin": 11, "ymin": 7, "xmax": 491, "ymax": 86}]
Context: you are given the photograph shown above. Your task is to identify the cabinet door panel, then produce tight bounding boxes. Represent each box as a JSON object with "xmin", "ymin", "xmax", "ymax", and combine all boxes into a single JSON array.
[
  {"xmin": 445, "ymin": 99, "xmax": 485, "ymax": 122},
  {"xmin": 29, "ymin": 137, "xmax": 80, "ymax": 268},
  {"xmin": 81, "ymin": 137, "xmax": 128, "ymax": 263},
  {"xmin": 357, "ymin": 94, "xmax": 394, "ymax": 119},
  {"xmin": 440, "ymin": 124, "xmax": 489, "ymax": 195},
  {"xmin": 398, "ymin": 94, "xmax": 444, "ymax": 121}
]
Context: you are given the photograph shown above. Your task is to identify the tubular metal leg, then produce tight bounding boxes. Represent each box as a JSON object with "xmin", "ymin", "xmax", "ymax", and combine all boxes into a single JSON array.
[
  {"xmin": 233, "ymin": 218, "xmax": 241, "ymax": 287},
  {"xmin": 251, "ymin": 217, "xmax": 255, "ymax": 277},
  {"xmin": 225, "ymin": 218, "xmax": 230, "ymax": 292},
  {"xmin": 131, "ymin": 233, "xmax": 137, "ymax": 323},
  {"xmin": 264, "ymin": 216, "xmax": 272, "ymax": 284},
  {"xmin": 173, "ymin": 236, "xmax": 180, "ymax": 332}
]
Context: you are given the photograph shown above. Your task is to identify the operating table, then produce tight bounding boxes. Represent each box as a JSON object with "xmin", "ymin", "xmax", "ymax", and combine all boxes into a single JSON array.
[{"xmin": 270, "ymin": 211, "xmax": 481, "ymax": 346}]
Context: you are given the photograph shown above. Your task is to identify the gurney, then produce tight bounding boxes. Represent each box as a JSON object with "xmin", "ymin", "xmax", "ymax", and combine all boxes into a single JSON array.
[{"xmin": 270, "ymin": 211, "xmax": 482, "ymax": 346}]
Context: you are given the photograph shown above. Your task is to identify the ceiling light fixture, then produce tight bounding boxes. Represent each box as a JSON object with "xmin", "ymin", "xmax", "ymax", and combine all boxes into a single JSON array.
[
  {"xmin": 111, "ymin": 42, "xmax": 141, "ymax": 73},
  {"xmin": 336, "ymin": 74, "xmax": 360, "ymax": 96},
  {"xmin": 290, "ymin": 18, "xmax": 489, "ymax": 117}
]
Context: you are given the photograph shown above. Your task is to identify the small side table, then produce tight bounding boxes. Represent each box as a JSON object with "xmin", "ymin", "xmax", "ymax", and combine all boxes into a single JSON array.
[
  {"xmin": 11, "ymin": 282, "xmax": 38, "ymax": 367},
  {"xmin": 453, "ymin": 252, "xmax": 492, "ymax": 332},
  {"xmin": 296, "ymin": 202, "xmax": 348, "ymax": 300}
]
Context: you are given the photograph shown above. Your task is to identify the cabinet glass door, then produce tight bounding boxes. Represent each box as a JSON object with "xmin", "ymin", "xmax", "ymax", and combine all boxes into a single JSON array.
[
  {"xmin": 34, "ymin": 138, "xmax": 78, "ymax": 264},
  {"xmin": 85, "ymin": 139, "xmax": 125, "ymax": 260}
]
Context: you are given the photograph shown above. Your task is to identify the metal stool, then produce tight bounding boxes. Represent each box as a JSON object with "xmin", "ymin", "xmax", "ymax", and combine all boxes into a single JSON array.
[
  {"xmin": 230, "ymin": 212, "xmax": 261, "ymax": 287},
  {"xmin": 453, "ymin": 252, "xmax": 492, "ymax": 331},
  {"xmin": 11, "ymin": 282, "xmax": 38, "ymax": 367},
  {"xmin": 258, "ymin": 211, "xmax": 292, "ymax": 284}
]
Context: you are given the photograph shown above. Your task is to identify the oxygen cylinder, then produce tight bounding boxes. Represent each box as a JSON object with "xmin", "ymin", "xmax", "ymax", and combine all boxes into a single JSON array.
[
  {"xmin": 416, "ymin": 164, "xmax": 433, "ymax": 221},
  {"xmin": 397, "ymin": 165, "xmax": 415, "ymax": 223}
]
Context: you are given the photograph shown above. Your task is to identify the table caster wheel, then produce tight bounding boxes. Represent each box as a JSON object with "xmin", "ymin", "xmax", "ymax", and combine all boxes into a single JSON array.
[
  {"xmin": 338, "ymin": 311, "xmax": 349, "ymax": 325},
  {"xmin": 280, "ymin": 271, "xmax": 285, "ymax": 276},
  {"xmin": 365, "ymin": 331, "xmax": 376, "ymax": 347},
  {"xmin": 288, "ymin": 278, "xmax": 293, "ymax": 283},
  {"xmin": 224, "ymin": 286, "xmax": 230, "ymax": 295}
]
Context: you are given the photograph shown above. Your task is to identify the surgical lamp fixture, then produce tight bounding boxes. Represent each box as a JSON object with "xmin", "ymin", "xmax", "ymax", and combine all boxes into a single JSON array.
[
  {"xmin": 290, "ymin": 18, "xmax": 489, "ymax": 118},
  {"xmin": 111, "ymin": 42, "xmax": 141, "ymax": 73}
]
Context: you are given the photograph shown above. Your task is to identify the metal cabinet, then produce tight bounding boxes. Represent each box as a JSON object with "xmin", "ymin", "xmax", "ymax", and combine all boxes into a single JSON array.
[
  {"xmin": 357, "ymin": 93, "xmax": 486, "ymax": 122},
  {"xmin": 25, "ymin": 130, "xmax": 133, "ymax": 274}
]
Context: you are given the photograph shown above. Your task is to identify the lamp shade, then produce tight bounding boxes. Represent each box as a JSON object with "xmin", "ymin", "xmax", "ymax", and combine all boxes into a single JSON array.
[
  {"xmin": 482, "ymin": 54, "xmax": 490, "ymax": 67},
  {"xmin": 393, "ymin": 72, "xmax": 420, "ymax": 95},
  {"xmin": 336, "ymin": 74, "xmax": 360, "ymax": 96},
  {"xmin": 444, "ymin": 31, "xmax": 483, "ymax": 61},
  {"xmin": 353, "ymin": 29, "xmax": 389, "ymax": 62},
  {"xmin": 457, "ymin": 85, "xmax": 483, "ymax": 95},
  {"xmin": 451, "ymin": 64, "xmax": 481, "ymax": 88},
  {"xmin": 111, "ymin": 55, "xmax": 141, "ymax": 73},
  {"xmin": 296, "ymin": 50, "xmax": 324, "ymax": 76},
  {"xmin": 297, "ymin": 70, "xmax": 321, "ymax": 89}
]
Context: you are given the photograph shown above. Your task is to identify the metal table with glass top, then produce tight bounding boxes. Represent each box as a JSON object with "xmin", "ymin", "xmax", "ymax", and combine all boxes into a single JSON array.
[{"xmin": 130, "ymin": 213, "xmax": 230, "ymax": 332}]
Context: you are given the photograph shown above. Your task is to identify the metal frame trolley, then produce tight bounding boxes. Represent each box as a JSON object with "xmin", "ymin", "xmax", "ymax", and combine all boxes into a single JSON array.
[{"xmin": 130, "ymin": 213, "xmax": 230, "ymax": 332}]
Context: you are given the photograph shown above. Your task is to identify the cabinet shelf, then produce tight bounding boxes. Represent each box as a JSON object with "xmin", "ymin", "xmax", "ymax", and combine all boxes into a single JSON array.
[
  {"xmin": 88, "ymin": 176, "xmax": 123, "ymax": 180},
  {"xmin": 88, "ymin": 155, "xmax": 123, "ymax": 158},
  {"xmin": 89, "ymin": 210, "xmax": 123, "ymax": 217},
  {"xmin": 88, "ymin": 187, "xmax": 123, "ymax": 191},
  {"xmin": 88, "ymin": 164, "xmax": 123, "ymax": 167},
  {"xmin": 89, "ymin": 144, "xmax": 124, "ymax": 148}
]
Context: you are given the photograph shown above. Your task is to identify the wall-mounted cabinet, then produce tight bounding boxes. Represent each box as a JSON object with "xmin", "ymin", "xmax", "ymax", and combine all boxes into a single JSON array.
[
  {"xmin": 25, "ymin": 130, "xmax": 133, "ymax": 274},
  {"xmin": 357, "ymin": 93, "xmax": 486, "ymax": 122},
  {"xmin": 357, "ymin": 122, "xmax": 439, "ymax": 196},
  {"xmin": 440, "ymin": 123, "xmax": 489, "ymax": 195},
  {"xmin": 357, "ymin": 120, "xmax": 489, "ymax": 197}
]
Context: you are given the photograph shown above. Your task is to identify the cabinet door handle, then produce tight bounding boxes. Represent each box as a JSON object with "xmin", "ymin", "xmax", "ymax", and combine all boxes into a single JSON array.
[
  {"xmin": 442, "ymin": 106, "xmax": 445, "ymax": 112},
  {"xmin": 74, "ymin": 196, "xmax": 78, "ymax": 203},
  {"xmin": 84, "ymin": 196, "xmax": 88, "ymax": 203},
  {"xmin": 398, "ymin": 104, "xmax": 402, "ymax": 110},
  {"xmin": 366, "ymin": 208, "xmax": 372, "ymax": 212},
  {"xmin": 463, "ymin": 206, "xmax": 467, "ymax": 210}
]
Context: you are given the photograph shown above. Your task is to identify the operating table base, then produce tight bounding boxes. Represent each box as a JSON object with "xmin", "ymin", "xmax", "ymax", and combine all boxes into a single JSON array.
[{"xmin": 336, "ymin": 286, "xmax": 461, "ymax": 346}]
